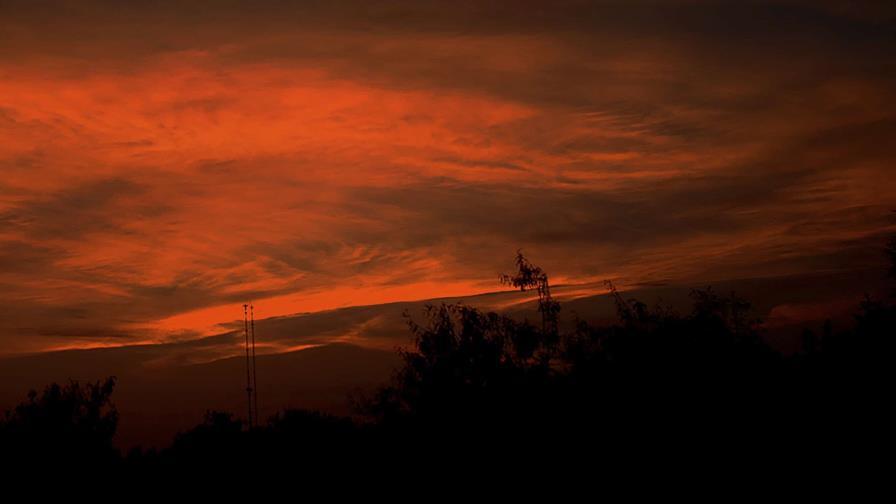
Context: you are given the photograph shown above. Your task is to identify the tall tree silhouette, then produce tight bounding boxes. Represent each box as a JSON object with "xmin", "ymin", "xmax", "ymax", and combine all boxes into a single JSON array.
[{"xmin": 500, "ymin": 251, "xmax": 560, "ymax": 354}]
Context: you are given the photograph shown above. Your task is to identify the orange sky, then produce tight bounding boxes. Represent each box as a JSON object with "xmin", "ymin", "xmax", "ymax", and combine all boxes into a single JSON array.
[{"xmin": 1, "ymin": 1, "xmax": 894, "ymax": 355}]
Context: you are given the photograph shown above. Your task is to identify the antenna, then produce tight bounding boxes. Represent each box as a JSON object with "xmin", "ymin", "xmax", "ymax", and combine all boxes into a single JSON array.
[
  {"xmin": 243, "ymin": 303, "xmax": 253, "ymax": 429},
  {"xmin": 250, "ymin": 303, "xmax": 259, "ymax": 428}
]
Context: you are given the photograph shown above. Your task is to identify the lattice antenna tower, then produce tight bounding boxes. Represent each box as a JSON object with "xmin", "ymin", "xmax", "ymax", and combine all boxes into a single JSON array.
[
  {"xmin": 243, "ymin": 304, "xmax": 253, "ymax": 429},
  {"xmin": 250, "ymin": 303, "xmax": 259, "ymax": 428}
]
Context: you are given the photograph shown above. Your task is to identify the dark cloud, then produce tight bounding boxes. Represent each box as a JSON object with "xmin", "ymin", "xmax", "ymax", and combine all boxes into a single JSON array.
[{"xmin": 0, "ymin": 178, "xmax": 150, "ymax": 239}]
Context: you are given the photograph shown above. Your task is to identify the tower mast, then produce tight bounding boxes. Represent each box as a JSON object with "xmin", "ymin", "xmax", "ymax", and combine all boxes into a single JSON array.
[
  {"xmin": 243, "ymin": 303, "xmax": 253, "ymax": 429},
  {"xmin": 250, "ymin": 303, "xmax": 259, "ymax": 428}
]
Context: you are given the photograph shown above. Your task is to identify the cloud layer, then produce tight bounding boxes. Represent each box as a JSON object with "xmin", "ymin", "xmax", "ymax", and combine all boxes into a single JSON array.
[{"xmin": 1, "ymin": 1, "xmax": 894, "ymax": 353}]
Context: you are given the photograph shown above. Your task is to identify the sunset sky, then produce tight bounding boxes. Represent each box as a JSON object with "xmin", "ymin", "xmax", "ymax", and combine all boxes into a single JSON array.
[{"xmin": 1, "ymin": 1, "xmax": 894, "ymax": 355}]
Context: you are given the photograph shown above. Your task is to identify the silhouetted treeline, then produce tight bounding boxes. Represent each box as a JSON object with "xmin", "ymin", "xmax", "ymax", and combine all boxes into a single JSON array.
[{"xmin": 2, "ymin": 245, "xmax": 894, "ymax": 476}]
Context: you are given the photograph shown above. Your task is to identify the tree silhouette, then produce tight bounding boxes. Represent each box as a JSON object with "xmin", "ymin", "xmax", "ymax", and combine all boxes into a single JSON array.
[
  {"xmin": 0, "ymin": 377, "xmax": 119, "ymax": 468},
  {"xmin": 4, "ymin": 241, "xmax": 896, "ymax": 474},
  {"xmin": 501, "ymin": 250, "xmax": 560, "ymax": 344},
  {"xmin": 363, "ymin": 304, "xmax": 547, "ymax": 428}
]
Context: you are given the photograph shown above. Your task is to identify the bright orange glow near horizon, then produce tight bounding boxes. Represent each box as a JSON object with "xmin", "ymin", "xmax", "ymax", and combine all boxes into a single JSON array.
[{"xmin": 1, "ymin": 1, "xmax": 895, "ymax": 356}]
